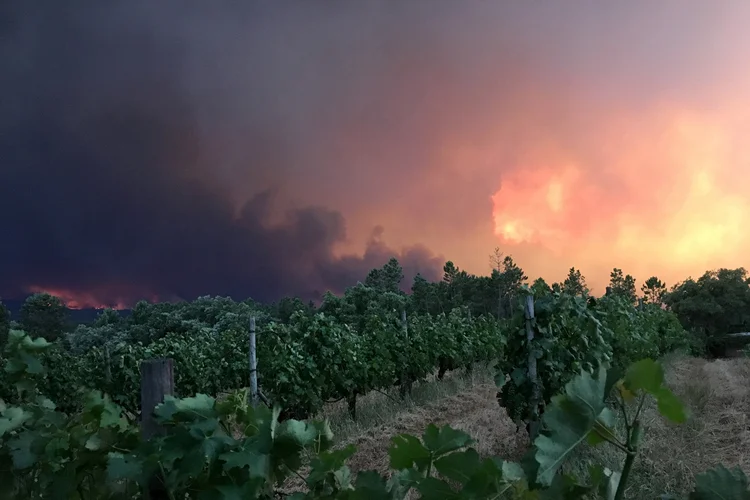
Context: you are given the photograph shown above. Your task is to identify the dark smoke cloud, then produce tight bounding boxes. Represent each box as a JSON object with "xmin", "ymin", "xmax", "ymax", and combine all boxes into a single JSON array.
[
  {"xmin": 7, "ymin": 1, "xmax": 742, "ymax": 303},
  {"xmin": 0, "ymin": 1, "xmax": 444, "ymax": 305}
]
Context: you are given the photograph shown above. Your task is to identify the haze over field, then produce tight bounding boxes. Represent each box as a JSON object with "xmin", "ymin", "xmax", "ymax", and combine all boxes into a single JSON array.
[{"xmin": 3, "ymin": 1, "xmax": 750, "ymax": 307}]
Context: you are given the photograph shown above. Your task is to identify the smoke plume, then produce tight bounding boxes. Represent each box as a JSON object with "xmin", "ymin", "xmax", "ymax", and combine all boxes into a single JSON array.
[{"xmin": 3, "ymin": 1, "xmax": 750, "ymax": 305}]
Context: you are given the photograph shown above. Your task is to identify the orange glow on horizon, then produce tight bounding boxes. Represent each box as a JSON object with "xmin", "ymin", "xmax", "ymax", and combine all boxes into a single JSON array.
[
  {"xmin": 489, "ymin": 109, "xmax": 750, "ymax": 289},
  {"xmin": 26, "ymin": 286, "xmax": 149, "ymax": 310}
]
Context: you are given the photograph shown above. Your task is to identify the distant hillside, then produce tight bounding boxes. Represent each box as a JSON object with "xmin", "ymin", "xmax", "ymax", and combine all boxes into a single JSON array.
[{"xmin": 1, "ymin": 297, "xmax": 131, "ymax": 325}]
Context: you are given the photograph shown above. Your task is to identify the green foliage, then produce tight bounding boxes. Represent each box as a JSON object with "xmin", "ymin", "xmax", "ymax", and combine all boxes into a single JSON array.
[
  {"xmin": 641, "ymin": 276, "xmax": 667, "ymax": 305},
  {"xmin": 2, "ymin": 290, "xmax": 506, "ymax": 420},
  {"xmin": 3, "ymin": 256, "xmax": 734, "ymax": 497},
  {"xmin": 409, "ymin": 254, "xmax": 528, "ymax": 319},
  {"xmin": 1, "ymin": 333, "xmax": 747, "ymax": 499},
  {"xmin": 689, "ymin": 465, "xmax": 750, "ymax": 499},
  {"xmin": 1, "ymin": 330, "xmax": 339, "ymax": 499},
  {"xmin": 273, "ymin": 296, "xmax": 315, "ymax": 323},
  {"xmin": 1, "ymin": 264, "xmax": 694, "ymax": 458},
  {"xmin": 562, "ymin": 267, "xmax": 590, "ymax": 297},
  {"xmin": 531, "ymin": 277, "xmax": 553, "ymax": 297},
  {"xmin": 0, "ymin": 299, "xmax": 10, "ymax": 347},
  {"xmin": 496, "ymin": 288, "xmax": 692, "ymax": 439},
  {"xmin": 93, "ymin": 308, "xmax": 123, "ymax": 327},
  {"xmin": 595, "ymin": 295, "xmax": 692, "ymax": 369},
  {"xmin": 66, "ymin": 322, "xmax": 128, "ymax": 354},
  {"xmin": 609, "ymin": 268, "xmax": 637, "ymax": 305},
  {"xmin": 498, "ymin": 291, "xmax": 613, "ymax": 425},
  {"xmin": 665, "ymin": 268, "xmax": 750, "ymax": 356},
  {"xmin": 534, "ymin": 366, "xmax": 608, "ymax": 486},
  {"xmin": 365, "ymin": 257, "xmax": 405, "ymax": 294},
  {"xmin": 20, "ymin": 293, "xmax": 68, "ymax": 341}
]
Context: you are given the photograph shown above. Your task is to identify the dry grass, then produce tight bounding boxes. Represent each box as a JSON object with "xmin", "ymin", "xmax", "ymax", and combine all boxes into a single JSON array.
[
  {"xmin": 340, "ymin": 382, "xmax": 526, "ymax": 474},
  {"xmin": 266, "ymin": 354, "xmax": 749, "ymax": 497},
  {"xmin": 278, "ymin": 363, "xmax": 526, "ymax": 496},
  {"xmin": 568, "ymin": 354, "xmax": 750, "ymax": 498},
  {"xmin": 322, "ymin": 364, "xmax": 508, "ymax": 443}
]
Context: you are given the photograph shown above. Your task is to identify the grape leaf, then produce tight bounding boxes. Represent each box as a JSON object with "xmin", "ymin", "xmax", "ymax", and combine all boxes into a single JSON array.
[
  {"xmin": 389, "ymin": 434, "xmax": 430, "ymax": 471},
  {"xmin": 220, "ymin": 449, "xmax": 270, "ymax": 478},
  {"xmin": 350, "ymin": 470, "xmax": 393, "ymax": 500},
  {"xmin": 0, "ymin": 407, "xmax": 30, "ymax": 437},
  {"xmin": 534, "ymin": 366, "xmax": 608, "ymax": 486},
  {"xmin": 433, "ymin": 448, "xmax": 481, "ymax": 483},
  {"xmin": 623, "ymin": 359, "xmax": 685, "ymax": 423},
  {"xmin": 85, "ymin": 434, "xmax": 104, "ymax": 451},
  {"xmin": 107, "ymin": 452, "xmax": 142, "ymax": 481},
  {"xmin": 8, "ymin": 433, "xmax": 36, "ymax": 469},
  {"xmin": 540, "ymin": 472, "xmax": 595, "ymax": 499},
  {"xmin": 689, "ymin": 465, "xmax": 750, "ymax": 499},
  {"xmin": 155, "ymin": 394, "xmax": 217, "ymax": 422},
  {"xmin": 587, "ymin": 407, "xmax": 617, "ymax": 446},
  {"xmin": 655, "ymin": 386, "xmax": 686, "ymax": 423},
  {"xmin": 623, "ymin": 358, "xmax": 663, "ymax": 394},
  {"xmin": 276, "ymin": 419, "xmax": 332, "ymax": 448},
  {"xmin": 460, "ymin": 456, "xmax": 523, "ymax": 497},
  {"xmin": 422, "ymin": 424, "xmax": 473, "ymax": 458},
  {"xmin": 416, "ymin": 477, "xmax": 460, "ymax": 499}
]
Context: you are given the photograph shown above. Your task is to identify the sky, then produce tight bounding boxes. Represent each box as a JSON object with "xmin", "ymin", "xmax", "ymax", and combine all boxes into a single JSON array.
[{"xmin": 2, "ymin": 1, "xmax": 750, "ymax": 307}]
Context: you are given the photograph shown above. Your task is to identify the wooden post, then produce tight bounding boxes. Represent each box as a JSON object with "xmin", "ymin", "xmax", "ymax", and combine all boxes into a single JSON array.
[
  {"xmin": 249, "ymin": 317, "xmax": 258, "ymax": 406},
  {"xmin": 347, "ymin": 394, "xmax": 357, "ymax": 421},
  {"xmin": 104, "ymin": 345, "xmax": 112, "ymax": 386},
  {"xmin": 508, "ymin": 293, "xmax": 514, "ymax": 318},
  {"xmin": 140, "ymin": 359, "xmax": 174, "ymax": 439},
  {"xmin": 497, "ymin": 286, "xmax": 503, "ymax": 320},
  {"xmin": 465, "ymin": 308, "xmax": 474, "ymax": 378},
  {"xmin": 400, "ymin": 310, "xmax": 412, "ymax": 399},
  {"xmin": 525, "ymin": 295, "xmax": 541, "ymax": 439},
  {"xmin": 140, "ymin": 359, "xmax": 174, "ymax": 499}
]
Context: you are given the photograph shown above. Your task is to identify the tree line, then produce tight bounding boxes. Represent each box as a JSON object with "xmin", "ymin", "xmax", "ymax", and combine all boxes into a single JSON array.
[{"xmin": 2, "ymin": 249, "xmax": 749, "ymax": 354}]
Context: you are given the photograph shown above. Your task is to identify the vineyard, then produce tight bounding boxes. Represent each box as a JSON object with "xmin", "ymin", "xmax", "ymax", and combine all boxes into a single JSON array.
[
  {"xmin": 0, "ymin": 286, "xmax": 689, "ymax": 427},
  {"xmin": 1, "ymin": 327, "xmax": 747, "ymax": 498},
  {"xmin": 1, "ymin": 260, "xmax": 749, "ymax": 498}
]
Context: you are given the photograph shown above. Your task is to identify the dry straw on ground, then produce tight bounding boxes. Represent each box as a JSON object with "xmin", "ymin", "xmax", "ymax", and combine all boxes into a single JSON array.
[
  {"xmin": 276, "ymin": 355, "xmax": 749, "ymax": 498},
  {"xmin": 278, "ymin": 365, "xmax": 526, "ymax": 496},
  {"xmin": 631, "ymin": 355, "xmax": 750, "ymax": 498},
  {"xmin": 341, "ymin": 383, "xmax": 526, "ymax": 475},
  {"xmin": 569, "ymin": 354, "xmax": 750, "ymax": 498}
]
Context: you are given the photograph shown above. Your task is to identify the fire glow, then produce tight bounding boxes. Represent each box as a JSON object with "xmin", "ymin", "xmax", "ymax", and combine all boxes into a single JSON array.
[
  {"xmin": 489, "ymin": 110, "xmax": 750, "ymax": 287},
  {"xmin": 26, "ymin": 286, "xmax": 143, "ymax": 310}
]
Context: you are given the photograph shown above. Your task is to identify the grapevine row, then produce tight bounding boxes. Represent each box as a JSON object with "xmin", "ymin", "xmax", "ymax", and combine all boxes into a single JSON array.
[
  {"xmin": 2, "ymin": 305, "xmax": 507, "ymax": 419},
  {"xmin": 0, "ymin": 330, "xmax": 743, "ymax": 499},
  {"xmin": 0, "ymin": 288, "xmax": 690, "ymax": 431}
]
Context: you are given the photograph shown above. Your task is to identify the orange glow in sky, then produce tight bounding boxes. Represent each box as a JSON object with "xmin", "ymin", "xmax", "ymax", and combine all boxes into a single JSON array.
[
  {"xmin": 489, "ymin": 109, "xmax": 750, "ymax": 291},
  {"xmin": 27, "ymin": 286, "xmax": 136, "ymax": 310},
  {"xmin": 289, "ymin": 2, "xmax": 750, "ymax": 296},
  {"xmin": 10, "ymin": 2, "xmax": 750, "ymax": 305}
]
